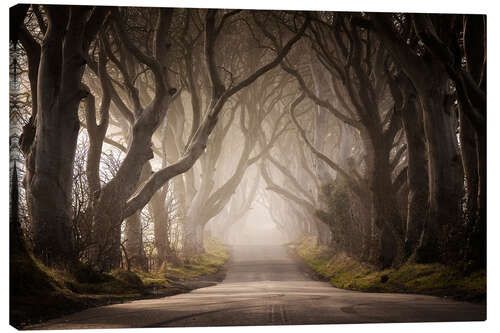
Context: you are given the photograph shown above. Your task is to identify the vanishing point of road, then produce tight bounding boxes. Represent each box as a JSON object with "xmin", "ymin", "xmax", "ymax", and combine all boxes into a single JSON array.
[{"xmin": 29, "ymin": 245, "xmax": 486, "ymax": 329}]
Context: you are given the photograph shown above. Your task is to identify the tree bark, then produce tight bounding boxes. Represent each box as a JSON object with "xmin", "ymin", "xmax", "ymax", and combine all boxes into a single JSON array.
[
  {"xmin": 416, "ymin": 75, "xmax": 463, "ymax": 263},
  {"xmin": 370, "ymin": 14, "xmax": 465, "ymax": 263},
  {"xmin": 401, "ymin": 97, "xmax": 429, "ymax": 257},
  {"xmin": 363, "ymin": 130, "xmax": 405, "ymax": 268},
  {"xmin": 183, "ymin": 215, "xmax": 205, "ymax": 259},
  {"xmin": 124, "ymin": 163, "xmax": 152, "ymax": 270},
  {"xmin": 124, "ymin": 211, "xmax": 146, "ymax": 270},
  {"xmin": 26, "ymin": 6, "xmax": 108, "ymax": 266},
  {"xmin": 310, "ymin": 59, "xmax": 334, "ymax": 185},
  {"xmin": 89, "ymin": 8, "xmax": 174, "ymax": 271},
  {"xmin": 462, "ymin": 14, "xmax": 486, "ymax": 269},
  {"xmin": 149, "ymin": 185, "xmax": 171, "ymax": 268}
]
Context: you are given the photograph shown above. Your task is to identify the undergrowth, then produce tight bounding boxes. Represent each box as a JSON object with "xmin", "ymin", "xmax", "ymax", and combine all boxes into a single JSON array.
[
  {"xmin": 10, "ymin": 237, "xmax": 229, "ymax": 329},
  {"xmin": 293, "ymin": 235, "xmax": 486, "ymax": 302},
  {"xmin": 158, "ymin": 237, "xmax": 229, "ymax": 280}
]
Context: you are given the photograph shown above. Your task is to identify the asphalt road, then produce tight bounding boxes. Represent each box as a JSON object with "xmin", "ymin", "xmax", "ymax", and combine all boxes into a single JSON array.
[{"xmin": 29, "ymin": 245, "xmax": 486, "ymax": 329}]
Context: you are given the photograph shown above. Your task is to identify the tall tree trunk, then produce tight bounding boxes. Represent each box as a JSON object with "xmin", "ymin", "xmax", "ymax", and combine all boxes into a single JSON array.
[
  {"xmin": 474, "ymin": 129, "xmax": 486, "ymax": 268},
  {"xmin": 29, "ymin": 7, "xmax": 90, "ymax": 266},
  {"xmin": 15, "ymin": 6, "xmax": 108, "ymax": 267},
  {"xmin": 370, "ymin": 14, "xmax": 466, "ymax": 264},
  {"xmin": 182, "ymin": 161, "xmax": 214, "ymax": 257},
  {"xmin": 465, "ymin": 127, "xmax": 486, "ymax": 269},
  {"xmin": 124, "ymin": 163, "xmax": 152, "ymax": 270},
  {"xmin": 402, "ymin": 97, "xmax": 429, "ymax": 257},
  {"xmin": 310, "ymin": 59, "xmax": 334, "ymax": 185},
  {"xmin": 363, "ymin": 131, "xmax": 404, "ymax": 268},
  {"xmin": 124, "ymin": 211, "xmax": 146, "ymax": 270},
  {"xmin": 183, "ymin": 214, "xmax": 205, "ymax": 259},
  {"xmin": 10, "ymin": 162, "xmax": 27, "ymax": 257},
  {"xmin": 150, "ymin": 185, "xmax": 172, "ymax": 268},
  {"xmin": 459, "ymin": 106, "xmax": 478, "ymax": 228},
  {"xmin": 417, "ymin": 73, "xmax": 464, "ymax": 263},
  {"xmin": 358, "ymin": 192, "xmax": 373, "ymax": 261},
  {"xmin": 462, "ymin": 14, "xmax": 486, "ymax": 270}
]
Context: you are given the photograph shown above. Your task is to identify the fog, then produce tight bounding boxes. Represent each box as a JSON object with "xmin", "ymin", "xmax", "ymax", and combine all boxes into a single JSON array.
[
  {"xmin": 10, "ymin": 5, "xmax": 485, "ymax": 275},
  {"xmin": 227, "ymin": 201, "xmax": 288, "ymax": 246}
]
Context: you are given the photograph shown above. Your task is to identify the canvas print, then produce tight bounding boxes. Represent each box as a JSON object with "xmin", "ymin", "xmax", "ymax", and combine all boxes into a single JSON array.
[{"xmin": 9, "ymin": 3, "xmax": 486, "ymax": 329}]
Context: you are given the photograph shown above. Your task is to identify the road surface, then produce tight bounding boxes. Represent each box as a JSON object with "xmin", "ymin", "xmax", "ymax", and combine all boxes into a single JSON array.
[{"xmin": 29, "ymin": 245, "xmax": 486, "ymax": 329}]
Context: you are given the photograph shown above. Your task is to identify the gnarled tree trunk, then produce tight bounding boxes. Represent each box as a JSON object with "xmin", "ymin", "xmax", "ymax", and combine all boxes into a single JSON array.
[
  {"xmin": 401, "ymin": 97, "xmax": 429, "ymax": 257},
  {"xmin": 416, "ymin": 74, "xmax": 463, "ymax": 263},
  {"xmin": 21, "ymin": 6, "xmax": 108, "ymax": 266}
]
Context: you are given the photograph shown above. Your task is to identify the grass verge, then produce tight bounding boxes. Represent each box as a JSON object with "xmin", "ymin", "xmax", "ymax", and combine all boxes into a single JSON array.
[
  {"xmin": 11, "ymin": 237, "xmax": 229, "ymax": 329},
  {"xmin": 291, "ymin": 235, "xmax": 485, "ymax": 303}
]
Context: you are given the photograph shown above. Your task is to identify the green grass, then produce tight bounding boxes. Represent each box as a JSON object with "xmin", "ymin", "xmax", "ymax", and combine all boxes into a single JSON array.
[
  {"xmin": 10, "ymin": 251, "xmax": 92, "ymax": 328},
  {"xmin": 294, "ymin": 235, "xmax": 486, "ymax": 302},
  {"xmin": 160, "ymin": 237, "xmax": 229, "ymax": 279},
  {"xmin": 11, "ymin": 237, "xmax": 229, "ymax": 328}
]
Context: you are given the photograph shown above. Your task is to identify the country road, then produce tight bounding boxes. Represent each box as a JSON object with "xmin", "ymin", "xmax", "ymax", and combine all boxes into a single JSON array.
[{"xmin": 29, "ymin": 245, "xmax": 486, "ymax": 329}]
